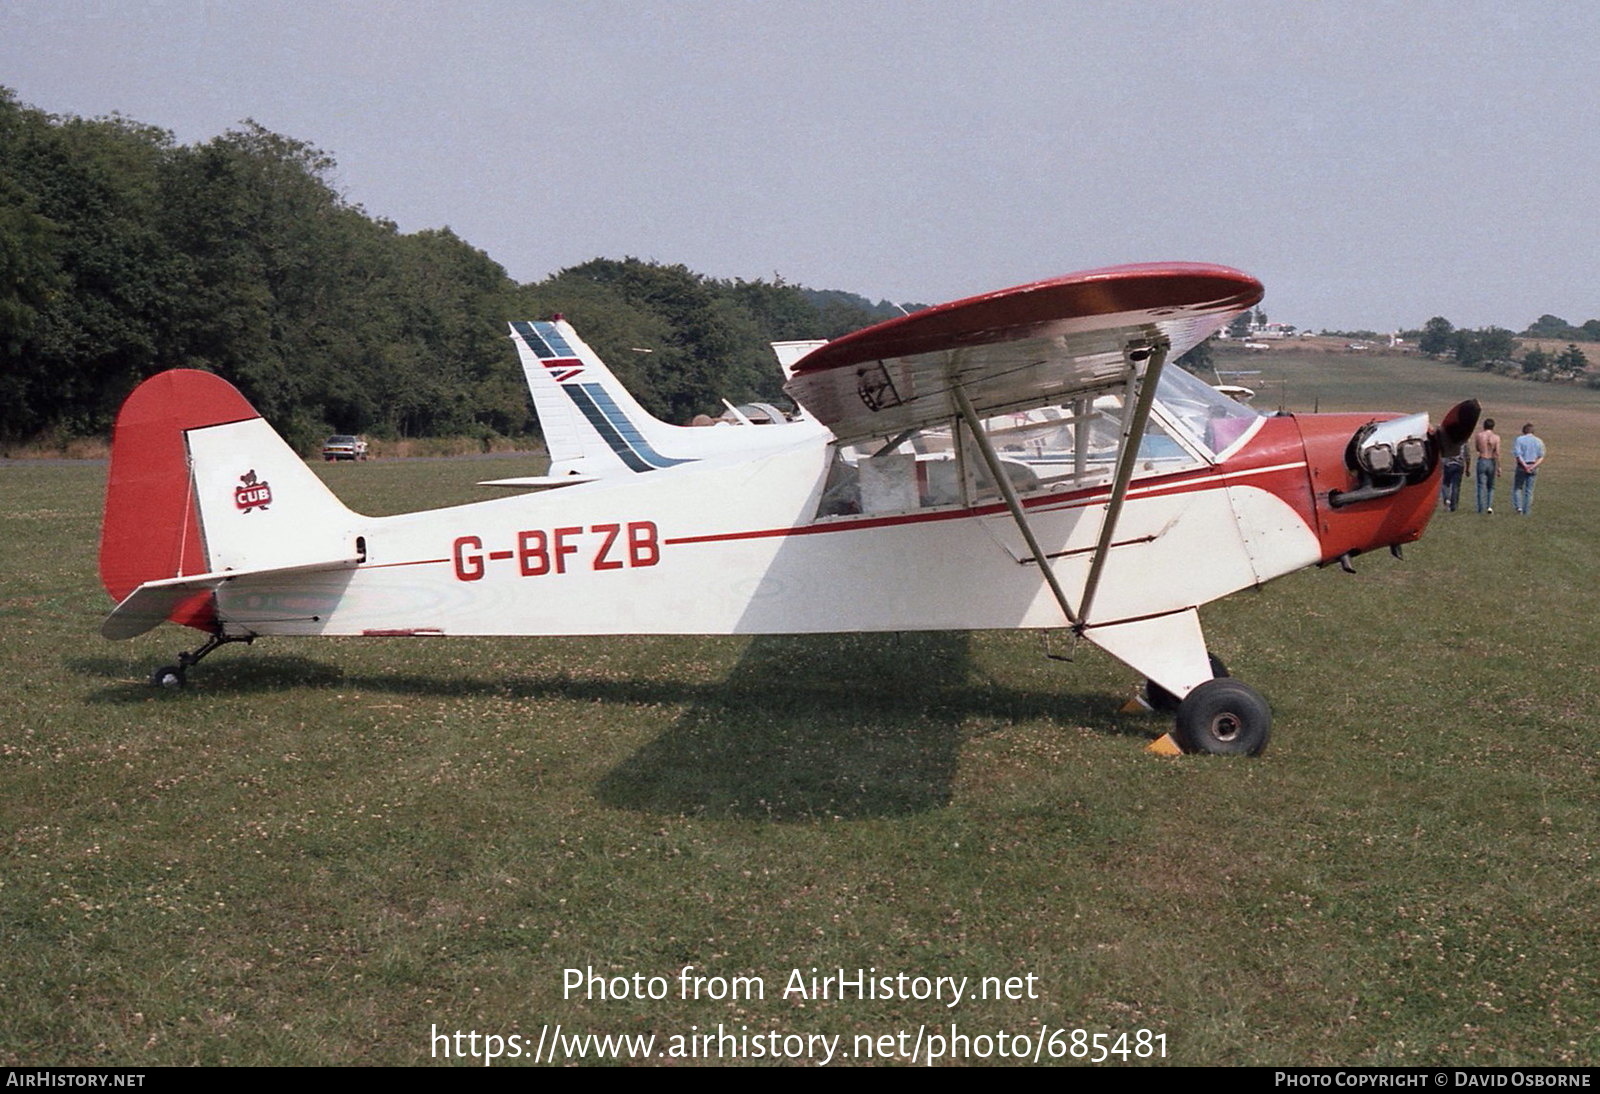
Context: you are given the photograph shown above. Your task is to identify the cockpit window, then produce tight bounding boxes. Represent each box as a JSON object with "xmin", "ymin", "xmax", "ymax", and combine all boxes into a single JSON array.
[
  {"xmin": 1156, "ymin": 366, "xmax": 1261, "ymax": 457},
  {"xmin": 812, "ymin": 387, "xmax": 1208, "ymax": 521}
]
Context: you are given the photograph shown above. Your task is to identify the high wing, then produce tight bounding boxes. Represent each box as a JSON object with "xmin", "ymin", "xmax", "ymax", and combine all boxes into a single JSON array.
[
  {"xmin": 785, "ymin": 263, "xmax": 1264, "ymax": 637},
  {"xmin": 783, "ymin": 263, "xmax": 1262, "ymax": 443}
]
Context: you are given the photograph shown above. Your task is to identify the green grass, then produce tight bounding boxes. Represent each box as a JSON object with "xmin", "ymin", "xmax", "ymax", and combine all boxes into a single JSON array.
[{"xmin": 2, "ymin": 355, "xmax": 1598, "ymax": 1066}]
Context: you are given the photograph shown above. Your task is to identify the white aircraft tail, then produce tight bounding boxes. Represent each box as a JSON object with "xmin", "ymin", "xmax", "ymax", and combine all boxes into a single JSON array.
[
  {"xmin": 99, "ymin": 370, "xmax": 365, "ymax": 636},
  {"xmin": 509, "ymin": 319, "xmax": 829, "ymax": 480},
  {"xmin": 509, "ymin": 319, "xmax": 701, "ymax": 478}
]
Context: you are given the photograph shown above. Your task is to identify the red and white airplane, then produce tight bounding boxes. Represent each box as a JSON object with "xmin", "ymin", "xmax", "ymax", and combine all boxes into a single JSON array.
[{"xmin": 98, "ymin": 263, "xmax": 1475, "ymax": 755}]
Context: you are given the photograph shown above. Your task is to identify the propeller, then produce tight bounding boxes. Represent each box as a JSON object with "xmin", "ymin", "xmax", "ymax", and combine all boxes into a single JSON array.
[
  {"xmin": 1435, "ymin": 398, "xmax": 1480, "ymax": 458},
  {"xmin": 1330, "ymin": 398, "xmax": 1481, "ymax": 512}
]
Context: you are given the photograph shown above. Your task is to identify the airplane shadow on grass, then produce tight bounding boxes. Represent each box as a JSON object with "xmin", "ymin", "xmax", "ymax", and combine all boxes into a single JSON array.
[
  {"xmin": 597, "ymin": 632, "xmax": 977, "ymax": 820},
  {"xmin": 72, "ymin": 632, "xmax": 1155, "ymax": 821}
]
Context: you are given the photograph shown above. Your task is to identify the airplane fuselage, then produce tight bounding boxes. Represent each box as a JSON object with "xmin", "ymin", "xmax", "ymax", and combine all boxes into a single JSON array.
[{"xmin": 203, "ymin": 413, "xmax": 1384, "ymax": 648}]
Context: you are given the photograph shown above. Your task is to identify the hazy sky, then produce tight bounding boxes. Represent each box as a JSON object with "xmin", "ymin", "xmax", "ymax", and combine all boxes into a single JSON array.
[{"xmin": 4, "ymin": 1, "xmax": 1596, "ymax": 332}]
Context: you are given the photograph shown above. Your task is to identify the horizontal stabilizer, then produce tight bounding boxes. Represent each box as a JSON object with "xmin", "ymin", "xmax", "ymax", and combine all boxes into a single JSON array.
[
  {"xmin": 101, "ymin": 556, "xmax": 362, "ymax": 640},
  {"xmin": 475, "ymin": 474, "xmax": 599, "ymax": 489}
]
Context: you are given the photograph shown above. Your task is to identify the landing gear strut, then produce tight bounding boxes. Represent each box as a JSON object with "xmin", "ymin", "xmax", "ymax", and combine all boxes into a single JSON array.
[
  {"xmin": 1145, "ymin": 651, "xmax": 1229, "ymax": 713},
  {"xmin": 149, "ymin": 632, "xmax": 253, "ymax": 688}
]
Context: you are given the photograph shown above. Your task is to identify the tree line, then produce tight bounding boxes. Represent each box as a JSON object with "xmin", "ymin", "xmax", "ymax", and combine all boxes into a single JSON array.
[
  {"xmin": 0, "ymin": 89, "xmax": 906, "ymax": 451},
  {"xmin": 1522, "ymin": 314, "xmax": 1600, "ymax": 342},
  {"xmin": 1415, "ymin": 317, "xmax": 1591, "ymax": 381}
]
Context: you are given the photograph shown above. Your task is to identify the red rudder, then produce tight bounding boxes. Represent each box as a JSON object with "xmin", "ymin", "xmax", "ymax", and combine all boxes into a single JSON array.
[{"xmin": 99, "ymin": 370, "xmax": 261, "ymax": 629}]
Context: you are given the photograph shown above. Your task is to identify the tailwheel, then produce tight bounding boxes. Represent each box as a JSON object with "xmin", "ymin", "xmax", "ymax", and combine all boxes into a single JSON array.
[
  {"xmin": 1173, "ymin": 678, "xmax": 1271, "ymax": 756},
  {"xmin": 147, "ymin": 632, "xmax": 253, "ymax": 688},
  {"xmin": 1145, "ymin": 652, "xmax": 1229, "ymax": 713},
  {"xmin": 150, "ymin": 664, "xmax": 186, "ymax": 689}
]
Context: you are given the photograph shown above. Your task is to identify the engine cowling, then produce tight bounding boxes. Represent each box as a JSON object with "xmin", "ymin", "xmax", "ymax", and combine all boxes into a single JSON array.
[{"xmin": 1295, "ymin": 400, "xmax": 1479, "ymax": 566}]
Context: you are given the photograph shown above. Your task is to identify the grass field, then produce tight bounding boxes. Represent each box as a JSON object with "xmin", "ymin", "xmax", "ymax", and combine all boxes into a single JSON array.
[{"xmin": 2, "ymin": 353, "xmax": 1597, "ymax": 1066}]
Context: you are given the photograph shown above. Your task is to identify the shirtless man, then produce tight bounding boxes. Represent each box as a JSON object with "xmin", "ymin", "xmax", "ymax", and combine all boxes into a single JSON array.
[{"xmin": 1473, "ymin": 417, "xmax": 1501, "ymax": 513}]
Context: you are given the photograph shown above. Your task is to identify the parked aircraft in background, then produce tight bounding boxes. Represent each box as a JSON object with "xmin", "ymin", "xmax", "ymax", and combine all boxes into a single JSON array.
[
  {"xmin": 98, "ymin": 263, "xmax": 1476, "ymax": 756},
  {"xmin": 482, "ymin": 320, "xmax": 826, "ymax": 490}
]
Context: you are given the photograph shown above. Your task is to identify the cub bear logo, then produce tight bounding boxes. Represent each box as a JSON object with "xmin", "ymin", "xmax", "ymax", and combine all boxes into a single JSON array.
[{"xmin": 234, "ymin": 470, "xmax": 272, "ymax": 513}]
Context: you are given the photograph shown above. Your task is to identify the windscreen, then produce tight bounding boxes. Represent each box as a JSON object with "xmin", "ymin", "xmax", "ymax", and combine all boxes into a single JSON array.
[{"xmin": 1156, "ymin": 366, "xmax": 1260, "ymax": 457}]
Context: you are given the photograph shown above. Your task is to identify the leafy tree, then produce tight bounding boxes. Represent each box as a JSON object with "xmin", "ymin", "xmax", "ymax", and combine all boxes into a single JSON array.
[
  {"xmin": 0, "ymin": 92, "xmax": 529, "ymax": 446},
  {"xmin": 733, "ymin": 275, "xmax": 819, "ymax": 341},
  {"xmin": 1520, "ymin": 347, "xmax": 1550, "ymax": 376},
  {"xmin": 1176, "ymin": 335, "xmax": 1215, "ymax": 376},
  {"xmin": 1418, "ymin": 317, "xmax": 1455, "ymax": 356},
  {"xmin": 1, "ymin": 95, "xmax": 190, "ymax": 438},
  {"xmin": 799, "ymin": 288, "xmax": 909, "ymax": 336},
  {"xmin": 523, "ymin": 259, "xmax": 748, "ymax": 422},
  {"xmin": 1518, "ymin": 316, "xmax": 1599, "ymax": 344},
  {"xmin": 1478, "ymin": 327, "xmax": 1519, "ymax": 366},
  {"xmin": 1223, "ymin": 307, "xmax": 1266, "ymax": 339},
  {"xmin": 1452, "ymin": 327, "xmax": 1518, "ymax": 370},
  {"xmin": 1553, "ymin": 343, "xmax": 1589, "ymax": 377},
  {"xmin": 156, "ymin": 123, "xmax": 350, "ymax": 422},
  {"xmin": 0, "ymin": 169, "xmax": 65, "ymax": 438},
  {"xmin": 1523, "ymin": 314, "xmax": 1577, "ymax": 339},
  {"xmin": 515, "ymin": 258, "xmax": 903, "ymax": 423},
  {"xmin": 0, "ymin": 88, "xmax": 952, "ymax": 448}
]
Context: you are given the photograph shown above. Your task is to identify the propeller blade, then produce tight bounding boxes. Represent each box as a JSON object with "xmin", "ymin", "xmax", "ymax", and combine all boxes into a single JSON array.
[{"xmin": 1438, "ymin": 398, "xmax": 1480, "ymax": 451}]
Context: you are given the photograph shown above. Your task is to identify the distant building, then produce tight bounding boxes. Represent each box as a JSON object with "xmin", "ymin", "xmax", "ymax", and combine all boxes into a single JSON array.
[
  {"xmin": 1221, "ymin": 319, "xmax": 1298, "ymax": 341},
  {"xmin": 1251, "ymin": 321, "xmax": 1296, "ymax": 340}
]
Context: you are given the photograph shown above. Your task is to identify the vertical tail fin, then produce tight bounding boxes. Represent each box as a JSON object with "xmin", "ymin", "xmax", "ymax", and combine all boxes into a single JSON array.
[
  {"xmin": 509, "ymin": 320, "xmax": 830, "ymax": 480},
  {"xmin": 100, "ymin": 370, "xmax": 363, "ymax": 632},
  {"xmin": 509, "ymin": 319, "xmax": 698, "ymax": 476}
]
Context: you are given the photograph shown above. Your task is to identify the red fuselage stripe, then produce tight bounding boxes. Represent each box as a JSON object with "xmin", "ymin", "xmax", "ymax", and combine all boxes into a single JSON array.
[
  {"xmin": 661, "ymin": 461, "xmax": 1308, "ymax": 547},
  {"xmin": 360, "ymin": 462, "xmax": 1312, "ymax": 568}
]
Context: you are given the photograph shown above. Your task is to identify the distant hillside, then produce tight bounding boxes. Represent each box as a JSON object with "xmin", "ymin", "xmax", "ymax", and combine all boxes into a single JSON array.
[{"xmin": 800, "ymin": 288, "xmax": 920, "ymax": 323}]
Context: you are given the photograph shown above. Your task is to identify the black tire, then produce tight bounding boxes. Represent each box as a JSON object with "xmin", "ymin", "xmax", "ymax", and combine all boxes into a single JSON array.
[
  {"xmin": 1145, "ymin": 652, "xmax": 1229, "ymax": 713},
  {"xmin": 150, "ymin": 665, "xmax": 186, "ymax": 689},
  {"xmin": 1173, "ymin": 678, "xmax": 1271, "ymax": 756}
]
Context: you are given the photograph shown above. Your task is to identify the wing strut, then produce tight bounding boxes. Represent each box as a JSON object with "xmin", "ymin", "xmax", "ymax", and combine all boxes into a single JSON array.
[
  {"xmin": 952, "ymin": 337, "xmax": 1170, "ymax": 633},
  {"xmin": 1076, "ymin": 339, "xmax": 1168, "ymax": 627},
  {"xmin": 951, "ymin": 382, "xmax": 1081, "ymax": 628}
]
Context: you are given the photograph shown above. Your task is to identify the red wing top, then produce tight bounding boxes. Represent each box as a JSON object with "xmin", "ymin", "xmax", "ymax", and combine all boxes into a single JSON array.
[{"xmin": 784, "ymin": 263, "xmax": 1263, "ymax": 442}]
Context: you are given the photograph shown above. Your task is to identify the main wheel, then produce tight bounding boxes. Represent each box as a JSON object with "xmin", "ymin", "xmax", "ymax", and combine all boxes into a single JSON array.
[
  {"xmin": 1173, "ymin": 678, "xmax": 1271, "ymax": 756},
  {"xmin": 150, "ymin": 665, "xmax": 186, "ymax": 689},
  {"xmin": 1145, "ymin": 652, "xmax": 1229, "ymax": 713}
]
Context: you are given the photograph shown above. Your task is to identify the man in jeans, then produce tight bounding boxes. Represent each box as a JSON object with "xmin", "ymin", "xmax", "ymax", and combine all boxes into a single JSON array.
[
  {"xmin": 1473, "ymin": 418, "xmax": 1501, "ymax": 513},
  {"xmin": 1512, "ymin": 422, "xmax": 1546, "ymax": 515},
  {"xmin": 1439, "ymin": 442, "xmax": 1468, "ymax": 511}
]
